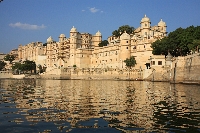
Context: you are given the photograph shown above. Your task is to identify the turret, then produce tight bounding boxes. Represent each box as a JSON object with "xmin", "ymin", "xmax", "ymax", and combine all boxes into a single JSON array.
[
  {"xmin": 140, "ymin": 14, "xmax": 151, "ymax": 36},
  {"xmin": 59, "ymin": 34, "xmax": 66, "ymax": 42},
  {"xmin": 47, "ymin": 36, "xmax": 54, "ymax": 44},
  {"xmin": 92, "ymin": 30, "xmax": 102, "ymax": 47},
  {"xmin": 119, "ymin": 31, "xmax": 131, "ymax": 62},
  {"xmin": 158, "ymin": 19, "xmax": 167, "ymax": 36}
]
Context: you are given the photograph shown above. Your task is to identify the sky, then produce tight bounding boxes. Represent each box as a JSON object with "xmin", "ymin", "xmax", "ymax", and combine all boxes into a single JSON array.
[{"xmin": 0, "ymin": 0, "xmax": 200, "ymax": 54}]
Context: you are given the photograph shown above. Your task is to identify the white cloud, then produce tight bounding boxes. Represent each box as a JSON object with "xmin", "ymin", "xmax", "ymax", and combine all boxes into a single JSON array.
[
  {"xmin": 9, "ymin": 22, "xmax": 46, "ymax": 30},
  {"xmin": 82, "ymin": 9, "xmax": 85, "ymax": 12},
  {"xmin": 89, "ymin": 7, "xmax": 99, "ymax": 13}
]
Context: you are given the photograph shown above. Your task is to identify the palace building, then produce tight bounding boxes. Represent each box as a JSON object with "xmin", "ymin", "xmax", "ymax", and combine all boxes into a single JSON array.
[{"xmin": 17, "ymin": 15, "xmax": 167, "ymax": 72}]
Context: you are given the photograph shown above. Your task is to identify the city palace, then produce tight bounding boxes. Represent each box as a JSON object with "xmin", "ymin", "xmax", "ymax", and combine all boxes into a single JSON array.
[{"xmin": 16, "ymin": 15, "xmax": 167, "ymax": 73}]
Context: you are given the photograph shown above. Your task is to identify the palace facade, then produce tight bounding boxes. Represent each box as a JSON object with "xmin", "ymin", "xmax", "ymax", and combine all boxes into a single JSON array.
[{"xmin": 17, "ymin": 15, "xmax": 167, "ymax": 72}]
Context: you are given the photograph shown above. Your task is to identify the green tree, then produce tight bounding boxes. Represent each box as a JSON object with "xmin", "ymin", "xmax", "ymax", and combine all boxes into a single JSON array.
[
  {"xmin": 112, "ymin": 25, "xmax": 135, "ymax": 37},
  {"xmin": 98, "ymin": 40, "xmax": 108, "ymax": 47},
  {"xmin": 151, "ymin": 25, "xmax": 200, "ymax": 56},
  {"xmin": 124, "ymin": 56, "xmax": 137, "ymax": 69},
  {"xmin": 23, "ymin": 60, "xmax": 36, "ymax": 73},
  {"xmin": 4, "ymin": 54, "xmax": 15, "ymax": 63},
  {"xmin": 12, "ymin": 62, "xmax": 23, "ymax": 74},
  {"xmin": 12, "ymin": 60, "xmax": 36, "ymax": 74},
  {"xmin": 0, "ymin": 61, "xmax": 6, "ymax": 71},
  {"xmin": 188, "ymin": 39, "xmax": 200, "ymax": 52}
]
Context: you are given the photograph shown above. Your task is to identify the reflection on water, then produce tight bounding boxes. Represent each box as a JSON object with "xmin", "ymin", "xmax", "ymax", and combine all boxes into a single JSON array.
[{"xmin": 0, "ymin": 79, "xmax": 200, "ymax": 132}]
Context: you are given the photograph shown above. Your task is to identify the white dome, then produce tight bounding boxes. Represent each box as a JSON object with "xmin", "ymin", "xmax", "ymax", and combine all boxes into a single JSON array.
[
  {"xmin": 95, "ymin": 30, "xmax": 101, "ymax": 36},
  {"xmin": 120, "ymin": 31, "xmax": 130, "ymax": 40},
  {"xmin": 70, "ymin": 26, "xmax": 77, "ymax": 32},
  {"xmin": 47, "ymin": 36, "xmax": 53, "ymax": 43},
  {"xmin": 141, "ymin": 14, "xmax": 150, "ymax": 22},
  {"xmin": 59, "ymin": 34, "xmax": 66, "ymax": 38},
  {"xmin": 158, "ymin": 19, "xmax": 166, "ymax": 27}
]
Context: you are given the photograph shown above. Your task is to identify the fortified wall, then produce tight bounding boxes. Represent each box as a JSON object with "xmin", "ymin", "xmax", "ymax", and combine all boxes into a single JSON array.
[
  {"xmin": 171, "ymin": 53, "xmax": 200, "ymax": 84},
  {"xmin": 144, "ymin": 53, "xmax": 200, "ymax": 84}
]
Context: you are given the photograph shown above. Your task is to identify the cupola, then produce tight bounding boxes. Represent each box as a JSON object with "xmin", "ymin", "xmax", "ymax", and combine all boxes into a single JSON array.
[
  {"xmin": 120, "ymin": 31, "xmax": 130, "ymax": 40},
  {"xmin": 70, "ymin": 26, "xmax": 77, "ymax": 32},
  {"xmin": 158, "ymin": 19, "xmax": 166, "ymax": 27},
  {"xmin": 95, "ymin": 30, "xmax": 101, "ymax": 36}
]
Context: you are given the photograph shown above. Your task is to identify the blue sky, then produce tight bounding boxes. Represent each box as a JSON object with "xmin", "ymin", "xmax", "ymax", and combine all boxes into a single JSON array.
[{"xmin": 0, "ymin": 0, "xmax": 200, "ymax": 53}]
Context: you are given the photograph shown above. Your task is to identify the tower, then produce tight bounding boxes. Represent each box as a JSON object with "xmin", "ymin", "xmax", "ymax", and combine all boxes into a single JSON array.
[
  {"xmin": 69, "ymin": 26, "xmax": 78, "ymax": 67},
  {"xmin": 59, "ymin": 34, "xmax": 66, "ymax": 42},
  {"xmin": 158, "ymin": 19, "xmax": 167, "ymax": 37},
  {"xmin": 119, "ymin": 31, "xmax": 131, "ymax": 64},
  {"xmin": 92, "ymin": 31, "xmax": 102, "ymax": 47},
  {"xmin": 140, "ymin": 14, "xmax": 151, "ymax": 37}
]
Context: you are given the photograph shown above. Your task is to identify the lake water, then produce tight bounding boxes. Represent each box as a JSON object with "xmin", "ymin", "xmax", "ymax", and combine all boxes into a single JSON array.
[{"xmin": 0, "ymin": 79, "xmax": 200, "ymax": 133}]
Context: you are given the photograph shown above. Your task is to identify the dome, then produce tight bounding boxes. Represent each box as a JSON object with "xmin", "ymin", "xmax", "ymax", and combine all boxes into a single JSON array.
[
  {"xmin": 131, "ymin": 35, "xmax": 137, "ymax": 40},
  {"xmin": 141, "ymin": 14, "xmax": 150, "ymax": 23},
  {"xmin": 59, "ymin": 34, "xmax": 66, "ymax": 38},
  {"xmin": 70, "ymin": 26, "xmax": 77, "ymax": 32},
  {"xmin": 120, "ymin": 31, "xmax": 130, "ymax": 40},
  {"xmin": 158, "ymin": 19, "xmax": 166, "ymax": 27},
  {"xmin": 166, "ymin": 52, "xmax": 173, "ymax": 61},
  {"xmin": 95, "ymin": 30, "xmax": 101, "ymax": 36},
  {"xmin": 47, "ymin": 36, "xmax": 53, "ymax": 43}
]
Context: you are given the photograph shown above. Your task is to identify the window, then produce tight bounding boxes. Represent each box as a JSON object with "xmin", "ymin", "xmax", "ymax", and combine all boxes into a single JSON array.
[
  {"xmin": 126, "ymin": 41, "xmax": 128, "ymax": 43},
  {"xmin": 145, "ymin": 24, "xmax": 147, "ymax": 27},
  {"xmin": 126, "ymin": 47, "xmax": 128, "ymax": 49},
  {"xmin": 151, "ymin": 61, "xmax": 155, "ymax": 65},
  {"xmin": 145, "ymin": 32, "xmax": 147, "ymax": 35},
  {"xmin": 158, "ymin": 61, "xmax": 162, "ymax": 65},
  {"xmin": 144, "ymin": 45, "xmax": 145, "ymax": 48}
]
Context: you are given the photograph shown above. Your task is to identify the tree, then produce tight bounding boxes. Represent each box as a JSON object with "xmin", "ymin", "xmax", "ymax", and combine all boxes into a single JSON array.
[
  {"xmin": 151, "ymin": 25, "xmax": 200, "ymax": 56},
  {"xmin": 98, "ymin": 40, "xmax": 108, "ymax": 47},
  {"xmin": 0, "ymin": 61, "xmax": 6, "ymax": 71},
  {"xmin": 12, "ymin": 60, "xmax": 36, "ymax": 74},
  {"xmin": 4, "ymin": 54, "xmax": 15, "ymax": 63},
  {"xmin": 188, "ymin": 39, "xmax": 200, "ymax": 52},
  {"xmin": 124, "ymin": 56, "xmax": 137, "ymax": 69},
  {"xmin": 112, "ymin": 25, "xmax": 135, "ymax": 37},
  {"xmin": 23, "ymin": 60, "xmax": 36, "ymax": 73}
]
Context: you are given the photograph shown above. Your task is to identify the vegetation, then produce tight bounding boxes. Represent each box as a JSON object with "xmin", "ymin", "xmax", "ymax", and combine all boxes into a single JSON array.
[
  {"xmin": 0, "ymin": 61, "xmax": 6, "ymax": 71},
  {"xmin": 98, "ymin": 40, "xmax": 109, "ymax": 47},
  {"xmin": 12, "ymin": 60, "xmax": 36, "ymax": 74},
  {"xmin": 4, "ymin": 54, "xmax": 15, "ymax": 63},
  {"xmin": 43, "ymin": 43, "xmax": 47, "ymax": 46},
  {"xmin": 112, "ymin": 25, "xmax": 135, "ymax": 37},
  {"xmin": 124, "ymin": 56, "xmax": 137, "ymax": 69},
  {"xmin": 151, "ymin": 26, "xmax": 200, "ymax": 56}
]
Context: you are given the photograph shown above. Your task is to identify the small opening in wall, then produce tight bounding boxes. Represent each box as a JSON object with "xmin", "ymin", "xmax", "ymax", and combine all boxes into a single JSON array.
[{"xmin": 158, "ymin": 61, "xmax": 162, "ymax": 65}]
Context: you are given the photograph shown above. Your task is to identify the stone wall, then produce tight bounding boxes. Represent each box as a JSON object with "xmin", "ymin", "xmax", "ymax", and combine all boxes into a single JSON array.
[
  {"xmin": 171, "ymin": 53, "xmax": 200, "ymax": 84},
  {"xmin": 0, "ymin": 71, "xmax": 12, "ymax": 78}
]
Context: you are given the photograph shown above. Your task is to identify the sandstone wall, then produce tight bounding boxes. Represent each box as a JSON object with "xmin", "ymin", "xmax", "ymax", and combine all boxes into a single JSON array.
[
  {"xmin": 0, "ymin": 71, "xmax": 13, "ymax": 78},
  {"xmin": 171, "ymin": 53, "xmax": 200, "ymax": 84}
]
